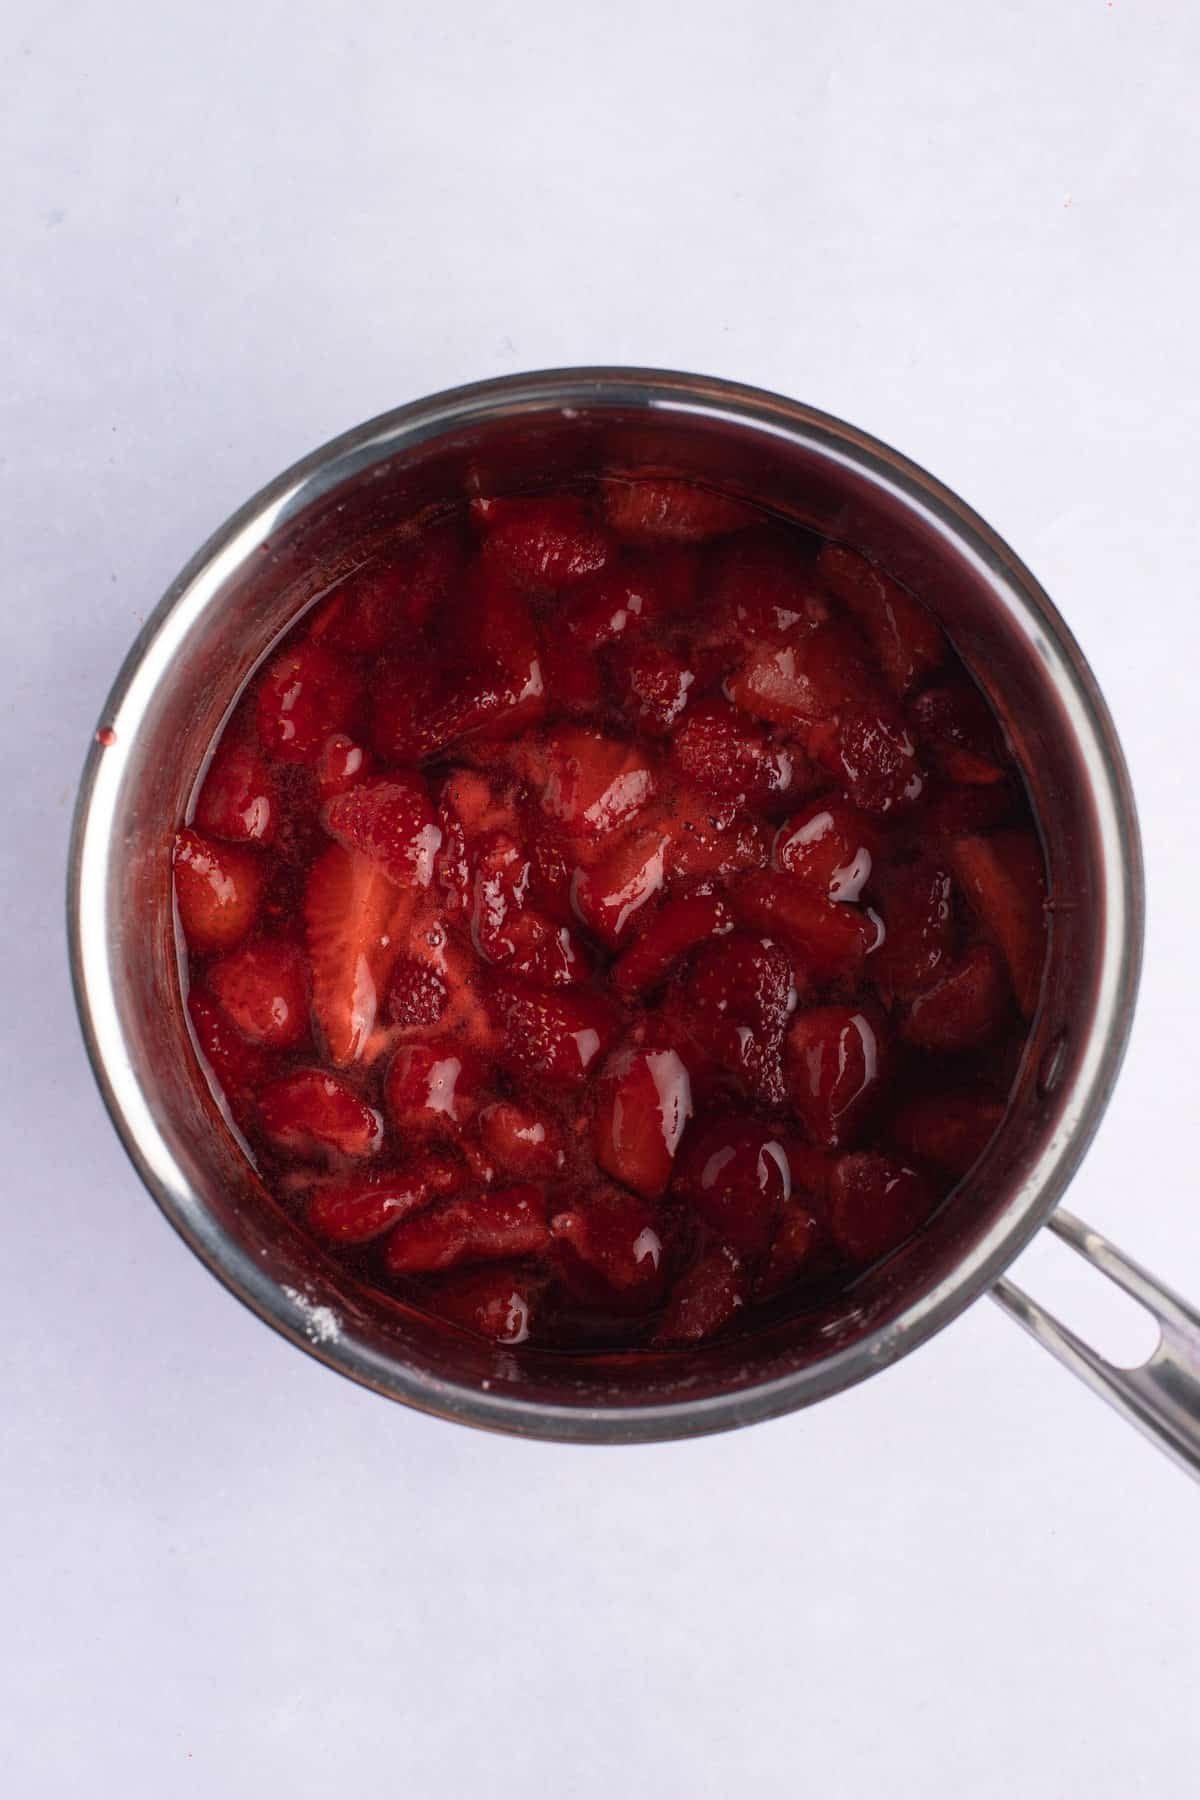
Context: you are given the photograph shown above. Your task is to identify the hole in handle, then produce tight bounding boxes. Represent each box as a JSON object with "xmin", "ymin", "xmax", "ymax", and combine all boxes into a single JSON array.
[{"xmin": 1011, "ymin": 1226, "xmax": 1162, "ymax": 1369}]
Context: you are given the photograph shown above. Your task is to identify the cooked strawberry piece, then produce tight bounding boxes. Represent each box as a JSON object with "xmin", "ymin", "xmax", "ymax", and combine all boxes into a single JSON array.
[
  {"xmin": 305, "ymin": 1171, "xmax": 436, "ymax": 1243},
  {"xmin": 617, "ymin": 638, "xmax": 694, "ymax": 732},
  {"xmin": 384, "ymin": 1040, "xmax": 485, "ymax": 1137},
  {"xmin": 506, "ymin": 915, "xmax": 592, "ymax": 987},
  {"xmin": 537, "ymin": 630, "xmax": 606, "ymax": 714},
  {"xmin": 670, "ymin": 698, "xmax": 795, "ymax": 807},
  {"xmin": 535, "ymin": 728, "xmax": 656, "ymax": 837},
  {"xmin": 316, "ymin": 733, "xmax": 372, "ymax": 800},
  {"xmin": 257, "ymin": 642, "xmax": 361, "ymax": 765},
  {"xmin": 488, "ymin": 981, "xmax": 621, "ymax": 1086},
  {"xmin": 873, "ymin": 860, "xmax": 954, "ymax": 1000},
  {"xmin": 423, "ymin": 1263, "xmax": 543, "ymax": 1344},
  {"xmin": 208, "ymin": 937, "xmax": 309, "ymax": 1049},
  {"xmin": 525, "ymin": 829, "xmax": 577, "ymax": 925},
  {"xmin": 812, "ymin": 705, "xmax": 924, "ymax": 814},
  {"xmin": 910, "ymin": 680, "xmax": 1006, "ymax": 784},
  {"xmin": 601, "ymin": 477, "xmax": 756, "ymax": 544},
  {"xmin": 323, "ymin": 774, "xmax": 440, "ymax": 888},
  {"xmin": 708, "ymin": 529, "xmax": 829, "ymax": 640},
  {"xmin": 816, "ymin": 543, "xmax": 945, "ymax": 695},
  {"xmin": 571, "ymin": 827, "xmax": 668, "ymax": 947},
  {"xmin": 951, "ymin": 832, "xmax": 1047, "ymax": 1017},
  {"xmin": 785, "ymin": 1141, "xmax": 836, "ymax": 1204},
  {"xmin": 891, "ymin": 1092, "xmax": 1006, "ymax": 1176},
  {"xmin": 675, "ymin": 1118, "xmax": 791, "ymax": 1258},
  {"xmin": 477, "ymin": 496, "xmax": 612, "ymax": 588},
  {"xmin": 560, "ymin": 561, "xmax": 664, "ymax": 647},
  {"xmin": 758, "ymin": 1198, "xmax": 821, "ymax": 1296},
  {"xmin": 773, "ymin": 799, "xmax": 877, "ymax": 902},
  {"xmin": 653, "ymin": 1243, "xmax": 746, "ymax": 1345},
  {"xmin": 685, "ymin": 932, "xmax": 797, "ymax": 1034},
  {"xmin": 829, "ymin": 1152, "xmax": 935, "ymax": 1262},
  {"xmin": 304, "ymin": 844, "xmax": 412, "ymax": 1065},
  {"xmin": 384, "ymin": 956, "xmax": 449, "ymax": 1028},
  {"xmin": 310, "ymin": 529, "xmax": 463, "ymax": 655},
  {"xmin": 658, "ymin": 791, "xmax": 772, "ymax": 883},
  {"xmin": 403, "ymin": 893, "xmax": 496, "ymax": 1052},
  {"xmin": 551, "ymin": 1186, "xmax": 665, "ymax": 1301},
  {"xmin": 594, "ymin": 1045, "xmax": 693, "ymax": 1199},
  {"xmin": 174, "ymin": 828, "xmax": 264, "ymax": 952},
  {"xmin": 730, "ymin": 872, "xmax": 871, "ymax": 981},
  {"xmin": 727, "ymin": 621, "xmax": 870, "ymax": 728},
  {"xmin": 903, "ymin": 943, "xmax": 1008, "ymax": 1051},
  {"xmin": 787, "ymin": 1005, "xmax": 887, "ymax": 1147},
  {"xmin": 477, "ymin": 1099, "xmax": 565, "ymax": 1178},
  {"xmin": 195, "ymin": 732, "xmax": 276, "ymax": 845},
  {"xmin": 187, "ymin": 987, "xmax": 274, "ymax": 1097},
  {"xmin": 924, "ymin": 780, "xmax": 1017, "ymax": 839},
  {"xmin": 469, "ymin": 830, "xmax": 532, "ymax": 962},
  {"xmin": 258, "ymin": 1069, "xmax": 383, "ymax": 1160},
  {"xmin": 383, "ymin": 1184, "xmax": 550, "ymax": 1274},
  {"xmin": 612, "ymin": 890, "xmax": 733, "ymax": 997}
]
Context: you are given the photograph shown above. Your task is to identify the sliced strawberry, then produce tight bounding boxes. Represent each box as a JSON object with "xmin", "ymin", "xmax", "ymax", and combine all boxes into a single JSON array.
[
  {"xmin": 758, "ymin": 1199, "xmax": 821, "ymax": 1297},
  {"xmin": 601, "ymin": 477, "xmax": 756, "ymax": 543},
  {"xmin": 658, "ymin": 790, "xmax": 772, "ymax": 884},
  {"xmin": 829, "ymin": 1152, "xmax": 935, "ymax": 1262},
  {"xmin": 195, "ymin": 731, "xmax": 277, "ymax": 845},
  {"xmin": 685, "ymin": 932, "xmax": 797, "ymax": 1034},
  {"xmin": 730, "ymin": 872, "xmax": 871, "ymax": 982},
  {"xmin": 469, "ymin": 830, "xmax": 531, "ymax": 962},
  {"xmin": 708, "ymin": 528, "xmax": 829, "ymax": 640},
  {"xmin": 422, "ymin": 1263, "xmax": 544, "ymax": 1344},
  {"xmin": 537, "ymin": 630, "xmax": 606, "ymax": 714},
  {"xmin": 924, "ymin": 780, "xmax": 1018, "ymax": 839},
  {"xmin": 909, "ymin": 680, "xmax": 1007, "ymax": 785},
  {"xmin": 560, "ymin": 561, "xmax": 663, "ymax": 647},
  {"xmin": 477, "ymin": 496, "xmax": 612, "ymax": 588},
  {"xmin": 903, "ymin": 943, "xmax": 1008, "ymax": 1051},
  {"xmin": 810, "ymin": 705, "xmax": 924, "ymax": 814},
  {"xmin": 256, "ymin": 642, "xmax": 362, "ymax": 765},
  {"xmin": 951, "ymin": 832, "xmax": 1047, "ymax": 1017},
  {"xmin": 316, "ymin": 733, "xmax": 373, "ymax": 800},
  {"xmin": 550, "ymin": 1186, "xmax": 666, "ymax": 1302},
  {"xmin": 506, "ymin": 915, "xmax": 592, "ymax": 987},
  {"xmin": 594, "ymin": 1044, "xmax": 694, "ymax": 1199},
  {"xmin": 257, "ymin": 1068, "xmax": 383, "ymax": 1160},
  {"xmin": 174, "ymin": 828, "xmax": 264, "ymax": 953},
  {"xmin": 305, "ymin": 1171, "xmax": 437, "ymax": 1243},
  {"xmin": 892, "ymin": 1092, "xmax": 1006, "ymax": 1177},
  {"xmin": 873, "ymin": 859, "xmax": 955, "ymax": 1000},
  {"xmin": 616, "ymin": 638, "xmax": 695, "ymax": 733},
  {"xmin": 477, "ymin": 1099, "xmax": 565, "ymax": 1179},
  {"xmin": 571, "ymin": 828, "xmax": 668, "ymax": 947},
  {"xmin": 675, "ymin": 1117, "xmax": 791, "ymax": 1258},
  {"xmin": 309, "ymin": 528, "xmax": 464, "ymax": 654},
  {"xmin": 726, "ymin": 621, "xmax": 869, "ymax": 728},
  {"xmin": 670, "ymin": 698, "xmax": 796, "ymax": 808},
  {"xmin": 383, "ymin": 1184, "xmax": 550, "ymax": 1274},
  {"xmin": 653, "ymin": 1243, "xmax": 746, "ymax": 1345},
  {"xmin": 787, "ymin": 1005, "xmax": 888, "ymax": 1148},
  {"xmin": 187, "ymin": 987, "xmax": 274, "ymax": 1098},
  {"xmin": 773, "ymin": 799, "xmax": 877, "ymax": 902},
  {"xmin": 384, "ymin": 956, "xmax": 449, "ymax": 1028},
  {"xmin": 208, "ymin": 937, "xmax": 309, "ymax": 1049},
  {"xmin": 488, "ymin": 981, "xmax": 621, "ymax": 1087},
  {"xmin": 612, "ymin": 890, "xmax": 733, "ymax": 997},
  {"xmin": 535, "ymin": 728, "xmax": 657, "ymax": 838},
  {"xmin": 384, "ymin": 1040, "xmax": 485, "ymax": 1138},
  {"xmin": 304, "ymin": 844, "xmax": 412, "ymax": 1065},
  {"xmin": 323, "ymin": 774, "xmax": 440, "ymax": 889},
  {"xmin": 816, "ymin": 543, "xmax": 945, "ymax": 695}
]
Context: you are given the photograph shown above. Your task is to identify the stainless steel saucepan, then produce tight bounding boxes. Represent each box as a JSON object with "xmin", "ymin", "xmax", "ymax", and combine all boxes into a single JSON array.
[{"xmin": 68, "ymin": 368, "xmax": 1200, "ymax": 1468}]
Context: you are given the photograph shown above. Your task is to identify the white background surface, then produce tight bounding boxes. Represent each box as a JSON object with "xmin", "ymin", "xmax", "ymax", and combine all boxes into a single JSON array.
[{"xmin": 5, "ymin": 2, "xmax": 1199, "ymax": 1794}]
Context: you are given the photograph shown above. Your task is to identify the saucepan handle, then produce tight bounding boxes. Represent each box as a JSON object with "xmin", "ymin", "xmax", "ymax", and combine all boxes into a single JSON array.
[{"xmin": 992, "ymin": 1210, "xmax": 1200, "ymax": 1481}]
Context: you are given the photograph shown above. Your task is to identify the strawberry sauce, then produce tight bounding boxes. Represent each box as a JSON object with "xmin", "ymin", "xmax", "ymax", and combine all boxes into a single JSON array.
[{"xmin": 175, "ymin": 477, "xmax": 1048, "ymax": 1351}]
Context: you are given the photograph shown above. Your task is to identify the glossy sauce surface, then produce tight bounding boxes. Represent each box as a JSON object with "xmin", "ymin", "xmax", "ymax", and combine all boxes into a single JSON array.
[{"xmin": 174, "ymin": 477, "xmax": 1048, "ymax": 1350}]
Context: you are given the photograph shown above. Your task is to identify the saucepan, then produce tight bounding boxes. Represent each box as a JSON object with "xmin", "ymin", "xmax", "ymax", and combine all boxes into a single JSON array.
[{"xmin": 67, "ymin": 368, "xmax": 1200, "ymax": 1468}]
